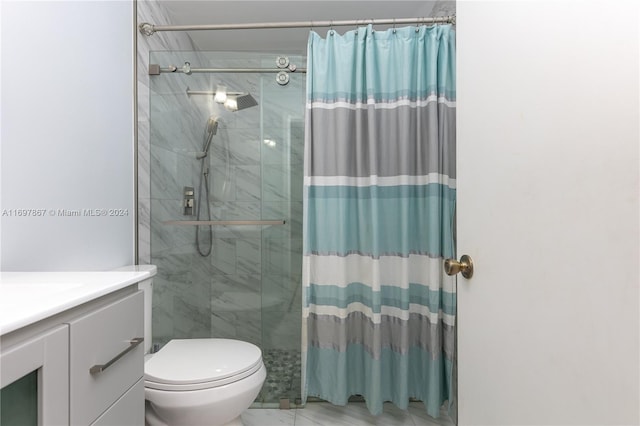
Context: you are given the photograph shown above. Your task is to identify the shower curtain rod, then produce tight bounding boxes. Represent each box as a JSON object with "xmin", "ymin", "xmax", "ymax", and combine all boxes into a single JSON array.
[{"xmin": 138, "ymin": 15, "xmax": 455, "ymax": 36}]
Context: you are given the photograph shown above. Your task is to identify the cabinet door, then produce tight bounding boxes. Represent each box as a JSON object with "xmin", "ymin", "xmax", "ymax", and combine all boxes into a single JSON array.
[
  {"xmin": 0, "ymin": 324, "xmax": 69, "ymax": 426},
  {"xmin": 91, "ymin": 379, "xmax": 144, "ymax": 426},
  {"xmin": 69, "ymin": 291, "xmax": 144, "ymax": 425}
]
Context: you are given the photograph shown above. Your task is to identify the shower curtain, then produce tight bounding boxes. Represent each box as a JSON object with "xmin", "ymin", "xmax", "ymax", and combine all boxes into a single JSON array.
[{"xmin": 302, "ymin": 24, "xmax": 456, "ymax": 417}]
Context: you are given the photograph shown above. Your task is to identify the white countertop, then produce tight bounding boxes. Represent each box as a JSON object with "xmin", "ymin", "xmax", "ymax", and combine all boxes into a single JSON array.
[{"xmin": 0, "ymin": 265, "xmax": 156, "ymax": 336}]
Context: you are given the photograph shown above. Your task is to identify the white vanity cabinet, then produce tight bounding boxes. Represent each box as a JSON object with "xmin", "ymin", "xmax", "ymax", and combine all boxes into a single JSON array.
[
  {"xmin": 69, "ymin": 291, "xmax": 144, "ymax": 425},
  {"xmin": 0, "ymin": 272, "xmax": 149, "ymax": 426},
  {"xmin": 0, "ymin": 324, "xmax": 69, "ymax": 425}
]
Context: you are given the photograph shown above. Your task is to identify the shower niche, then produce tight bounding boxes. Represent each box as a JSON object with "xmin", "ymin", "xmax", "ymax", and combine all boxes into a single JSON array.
[{"xmin": 148, "ymin": 51, "xmax": 305, "ymax": 406}]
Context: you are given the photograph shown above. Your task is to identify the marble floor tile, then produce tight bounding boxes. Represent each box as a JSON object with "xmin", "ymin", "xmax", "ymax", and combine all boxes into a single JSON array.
[
  {"xmin": 242, "ymin": 402, "xmax": 457, "ymax": 426},
  {"xmin": 294, "ymin": 402, "xmax": 415, "ymax": 426},
  {"xmin": 408, "ymin": 402, "xmax": 456, "ymax": 426},
  {"xmin": 241, "ymin": 408, "xmax": 296, "ymax": 426}
]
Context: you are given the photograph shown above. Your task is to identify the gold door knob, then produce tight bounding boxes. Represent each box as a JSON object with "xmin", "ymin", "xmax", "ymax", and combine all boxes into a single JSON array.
[{"xmin": 444, "ymin": 255, "xmax": 474, "ymax": 279}]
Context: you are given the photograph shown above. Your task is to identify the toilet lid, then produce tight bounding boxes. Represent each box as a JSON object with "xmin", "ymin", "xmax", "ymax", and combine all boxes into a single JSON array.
[{"xmin": 145, "ymin": 339, "xmax": 262, "ymax": 385}]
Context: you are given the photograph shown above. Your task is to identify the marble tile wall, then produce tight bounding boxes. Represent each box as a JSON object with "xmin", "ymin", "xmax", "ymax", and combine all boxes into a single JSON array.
[
  {"xmin": 430, "ymin": 0, "xmax": 456, "ymax": 19},
  {"xmin": 138, "ymin": 2, "xmax": 305, "ymax": 356},
  {"xmin": 206, "ymin": 60, "xmax": 306, "ymax": 351},
  {"xmin": 137, "ymin": 0, "xmax": 200, "ymax": 266},
  {"xmin": 138, "ymin": 0, "xmax": 214, "ymax": 345}
]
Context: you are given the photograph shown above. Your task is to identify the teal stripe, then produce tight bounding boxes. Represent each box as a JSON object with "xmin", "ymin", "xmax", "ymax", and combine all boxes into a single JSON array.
[
  {"xmin": 306, "ymin": 283, "xmax": 456, "ymax": 316},
  {"xmin": 304, "ymin": 184, "xmax": 455, "ymax": 258},
  {"xmin": 307, "ymin": 24, "xmax": 456, "ymax": 103},
  {"xmin": 306, "ymin": 344, "xmax": 450, "ymax": 418},
  {"xmin": 308, "ymin": 184, "xmax": 455, "ymax": 199}
]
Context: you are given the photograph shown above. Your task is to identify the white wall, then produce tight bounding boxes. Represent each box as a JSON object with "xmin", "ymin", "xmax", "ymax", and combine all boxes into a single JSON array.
[
  {"xmin": 1, "ymin": 1, "xmax": 135, "ymax": 271},
  {"xmin": 457, "ymin": 1, "xmax": 639, "ymax": 424}
]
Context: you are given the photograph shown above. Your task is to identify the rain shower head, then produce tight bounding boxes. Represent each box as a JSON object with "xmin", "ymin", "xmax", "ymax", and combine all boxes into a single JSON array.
[
  {"xmin": 186, "ymin": 86, "xmax": 258, "ymax": 112},
  {"xmin": 224, "ymin": 93, "xmax": 258, "ymax": 112},
  {"xmin": 235, "ymin": 93, "xmax": 258, "ymax": 110}
]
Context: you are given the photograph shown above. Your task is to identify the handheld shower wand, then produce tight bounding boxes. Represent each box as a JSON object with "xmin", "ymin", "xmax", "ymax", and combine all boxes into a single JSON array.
[
  {"xmin": 196, "ymin": 116, "xmax": 219, "ymax": 159},
  {"xmin": 195, "ymin": 115, "xmax": 218, "ymax": 257}
]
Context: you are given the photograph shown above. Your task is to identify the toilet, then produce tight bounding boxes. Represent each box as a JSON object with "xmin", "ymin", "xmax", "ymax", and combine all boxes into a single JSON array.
[{"xmin": 139, "ymin": 280, "xmax": 267, "ymax": 426}]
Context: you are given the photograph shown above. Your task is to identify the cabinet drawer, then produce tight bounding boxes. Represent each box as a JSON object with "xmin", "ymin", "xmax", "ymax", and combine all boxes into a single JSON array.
[
  {"xmin": 91, "ymin": 378, "xmax": 144, "ymax": 426},
  {"xmin": 69, "ymin": 291, "xmax": 144, "ymax": 425}
]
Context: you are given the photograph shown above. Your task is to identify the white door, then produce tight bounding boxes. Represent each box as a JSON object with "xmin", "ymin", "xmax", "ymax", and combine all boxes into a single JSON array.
[{"xmin": 456, "ymin": 2, "xmax": 639, "ymax": 425}]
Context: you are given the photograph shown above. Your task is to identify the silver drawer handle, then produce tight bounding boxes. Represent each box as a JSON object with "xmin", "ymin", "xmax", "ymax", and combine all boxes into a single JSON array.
[{"xmin": 89, "ymin": 337, "xmax": 144, "ymax": 374}]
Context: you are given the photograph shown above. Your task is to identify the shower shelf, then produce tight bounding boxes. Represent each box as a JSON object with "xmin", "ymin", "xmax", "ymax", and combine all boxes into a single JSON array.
[{"xmin": 162, "ymin": 220, "xmax": 285, "ymax": 226}]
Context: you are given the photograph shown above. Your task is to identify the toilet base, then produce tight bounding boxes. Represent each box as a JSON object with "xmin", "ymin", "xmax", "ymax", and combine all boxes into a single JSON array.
[
  {"xmin": 145, "ymin": 406, "xmax": 244, "ymax": 426},
  {"xmin": 145, "ymin": 401, "xmax": 167, "ymax": 426},
  {"xmin": 145, "ymin": 363, "xmax": 265, "ymax": 426}
]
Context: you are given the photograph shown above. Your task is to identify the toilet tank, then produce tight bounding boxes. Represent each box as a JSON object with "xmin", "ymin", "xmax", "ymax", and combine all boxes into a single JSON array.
[{"xmin": 137, "ymin": 277, "xmax": 153, "ymax": 354}]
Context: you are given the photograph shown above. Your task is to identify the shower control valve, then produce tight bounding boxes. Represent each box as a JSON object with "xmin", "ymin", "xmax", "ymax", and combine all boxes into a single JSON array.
[{"xmin": 183, "ymin": 186, "xmax": 195, "ymax": 216}]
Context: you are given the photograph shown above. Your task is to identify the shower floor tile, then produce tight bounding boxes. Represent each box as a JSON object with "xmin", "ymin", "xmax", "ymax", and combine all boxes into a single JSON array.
[{"xmin": 257, "ymin": 348, "xmax": 302, "ymax": 403}]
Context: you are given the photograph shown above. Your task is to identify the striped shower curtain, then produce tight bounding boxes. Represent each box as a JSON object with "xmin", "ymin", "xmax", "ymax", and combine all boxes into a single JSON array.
[{"xmin": 302, "ymin": 24, "xmax": 456, "ymax": 417}]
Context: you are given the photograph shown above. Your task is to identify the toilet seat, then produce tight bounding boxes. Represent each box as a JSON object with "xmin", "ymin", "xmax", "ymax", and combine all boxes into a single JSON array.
[{"xmin": 145, "ymin": 338, "xmax": 263, "ymax": 392}]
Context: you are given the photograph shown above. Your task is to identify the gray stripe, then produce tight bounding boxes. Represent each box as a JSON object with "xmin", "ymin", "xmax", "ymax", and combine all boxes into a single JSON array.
[
  {"xmin": 307, "ymin": 312, "xmax": 455, "ymax": 361},
  {"xmin": 305, "ymin": 103, "xmax": 456, "ymax": 178}
]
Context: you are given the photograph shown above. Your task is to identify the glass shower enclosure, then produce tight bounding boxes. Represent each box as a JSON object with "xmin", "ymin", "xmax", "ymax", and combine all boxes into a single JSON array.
[{"xmin": 148, "ymin": 51, "xmax": 304, "ymax": 405}]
